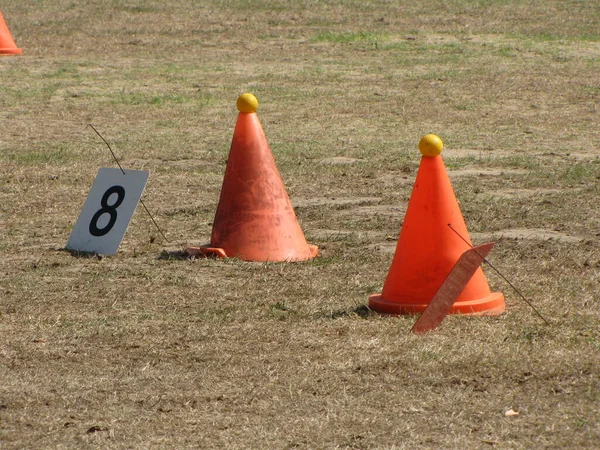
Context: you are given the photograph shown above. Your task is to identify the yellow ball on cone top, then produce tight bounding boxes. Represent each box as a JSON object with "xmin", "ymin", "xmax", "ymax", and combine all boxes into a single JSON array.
[
  {"xmin": 237, "ymin": 93, "xmax": 258, "ymax": 113},
  {"xmin": 419, "ymin": 134, "xmax": 443, "ymax": 157}
]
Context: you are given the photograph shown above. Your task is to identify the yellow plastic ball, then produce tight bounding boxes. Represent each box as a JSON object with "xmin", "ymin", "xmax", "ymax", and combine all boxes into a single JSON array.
[
  {"xmin": 419, "ymin": 134, "xmax": 444, "ymax": 157},
  {"xmin": 237, "ymin": 93, "xmax": 258, "ymax": 113}
]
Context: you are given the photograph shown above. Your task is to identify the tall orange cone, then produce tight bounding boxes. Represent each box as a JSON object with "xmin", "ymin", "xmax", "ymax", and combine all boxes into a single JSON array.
[
  {"xmin": 187, "ymin": 93, "xmax": 318, "ymax": 262},
  {"xmin": 369, "ymin": 134, "xmax": 504, "ymax": 315},
  {"xmin": 0, "ymin": 12, "xmax": 22, "ymax": 55}
]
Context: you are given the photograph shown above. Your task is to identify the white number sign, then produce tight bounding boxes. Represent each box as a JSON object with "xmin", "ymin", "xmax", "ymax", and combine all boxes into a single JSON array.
[{"xmin": 66, "ymin": 168, "xmax": 149, "ymax": 255}]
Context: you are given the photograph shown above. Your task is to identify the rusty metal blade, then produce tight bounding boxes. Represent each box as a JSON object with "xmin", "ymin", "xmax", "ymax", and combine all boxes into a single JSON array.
[{"xmin": 411, "ymin": 242, "xmax": 495, "ymax": 334}]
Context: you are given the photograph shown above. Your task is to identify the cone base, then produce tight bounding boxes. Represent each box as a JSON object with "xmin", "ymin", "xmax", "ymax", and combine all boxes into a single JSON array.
[
  {"xmin": 368, "ymin": 291, "xmax": 505, "ymax": 316},
  {"xmin": 186, "ymin": 246, "xmax": 228, "ymax": 259},
  {"xmin": 186, "ymin": 244, "xmax": 318, "ymax": 262},
  {"xmin": 0, "ymin": 48, "xmax": 22, "ymax": 55}
]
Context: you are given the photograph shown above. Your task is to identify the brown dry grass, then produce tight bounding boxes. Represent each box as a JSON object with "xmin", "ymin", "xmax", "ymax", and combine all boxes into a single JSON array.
[{"xmin": 1, "ymin": 1, "xmax": 599, "ymax": 448}]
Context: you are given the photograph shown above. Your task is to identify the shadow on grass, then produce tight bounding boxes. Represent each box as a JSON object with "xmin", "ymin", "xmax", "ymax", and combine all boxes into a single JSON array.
[
  {"xmin": 157, "ymin": 249, "xmax": 192, "ymax": 260},
  {"xmin": 62, "ymin": 248, "xmax": 104, "ymax": 259},
  {"xmin": 326, "ymin": 304, "xmax": 374, "ymax": 319}
]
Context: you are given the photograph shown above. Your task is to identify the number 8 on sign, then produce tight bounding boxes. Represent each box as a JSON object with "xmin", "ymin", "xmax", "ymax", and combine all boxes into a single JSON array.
[
  {"xmin": 89, "ymin": 185, "xmax": 126, "ymax": 237},
  {"xmin": 67, "ymin": 168, "xmax": 149, "ymax": 255}
]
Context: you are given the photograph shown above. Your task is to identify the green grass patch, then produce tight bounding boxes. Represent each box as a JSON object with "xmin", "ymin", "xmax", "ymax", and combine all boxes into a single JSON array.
[
  {"xmin": 560, "ymin": 161, "xmax": 600, "ymax": 184},
  {"xmin": 6, "ymin": 145, "xmax": 76, "ymax": 165},
  {"xmin": 1, "ymin": 85, "xmax": 62, "ymax": 104},
  {"xmin": 312, "ymin": 31, "xmax": 385, "ymax": 44},
  {"xmin": 42, "ymin": 63, "xmax": 82, "ymax": 79},
  {"xmin": 109, "ymin": 91, "xmax": 212, "ymax": 106}
]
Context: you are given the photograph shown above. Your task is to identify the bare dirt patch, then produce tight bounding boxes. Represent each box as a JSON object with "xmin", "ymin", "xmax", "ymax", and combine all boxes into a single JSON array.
[
  {"xmin": 448, "ymin": 168, "xmax": 528, "ymax": 178},
  {"xmin": 472, "ymin": 228, "xmax": 584, "ymax": 244},
  {"xmin": 292, "ymin": 196, "xmax": 382, "ymax": 208}
]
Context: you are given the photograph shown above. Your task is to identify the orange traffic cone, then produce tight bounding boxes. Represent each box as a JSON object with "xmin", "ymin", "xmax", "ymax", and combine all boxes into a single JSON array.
[
  {"xmin": 187, "ymin": 93, "xmax": 318, "ymax": 262},
  {"xmin": 369, "ymin": 134, "xmax": 504, "ymax": 315},
  {"xmin": 0, "ymin": 12, "xmax": 22, "ymax": 55}
]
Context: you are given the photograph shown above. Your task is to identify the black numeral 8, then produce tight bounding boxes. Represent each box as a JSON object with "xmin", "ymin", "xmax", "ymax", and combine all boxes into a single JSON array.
[{"xmin": 89, "ymin": 185, "xmax": 126, "ymax": 237}]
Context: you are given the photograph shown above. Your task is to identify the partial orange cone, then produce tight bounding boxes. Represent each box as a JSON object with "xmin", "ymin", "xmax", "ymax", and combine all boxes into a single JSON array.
[
  {"xmin": 0, "ymin": 12, "xmax": 22, "ymax": 55},
  {"xmin": 369, "ymin": 134, "xmax": 504, "ymax": 315},
  {"xmin": 187, "ymin": 93, "xmax": 318, "ymax": 262}
]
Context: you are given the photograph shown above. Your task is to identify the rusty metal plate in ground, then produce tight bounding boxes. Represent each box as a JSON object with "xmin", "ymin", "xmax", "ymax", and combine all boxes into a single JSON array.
[{"xmin": 410, "ymin": 243, "xmax": 495, "ymax": 334}]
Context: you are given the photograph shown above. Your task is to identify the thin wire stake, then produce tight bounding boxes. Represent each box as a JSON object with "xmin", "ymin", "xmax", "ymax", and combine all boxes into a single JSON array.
[
  {"xmin": 447, "ymin": 223, "xmax": 550, "ymax": 326},
  {"xmin": 87, "ymin": 124, "xmax": 170, "ymax": 243},
  {"xmin": 139, "ymin": 200, "xmax": 170, "ymax": 243},
  {"xmin": 88, "ymin": 124, "xmax": 125, "ymax": 174}
]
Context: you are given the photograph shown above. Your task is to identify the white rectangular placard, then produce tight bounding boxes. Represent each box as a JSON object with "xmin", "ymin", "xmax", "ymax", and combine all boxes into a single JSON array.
[{"xmin": 66, "ymin": 168, "xmax": 149, "ymax": 255}]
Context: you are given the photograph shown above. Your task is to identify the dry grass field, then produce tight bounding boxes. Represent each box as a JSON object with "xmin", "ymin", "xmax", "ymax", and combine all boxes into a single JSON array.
[{"xmin": 1, "ymin": 1, "xmax": 599, "ymax": 448}]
